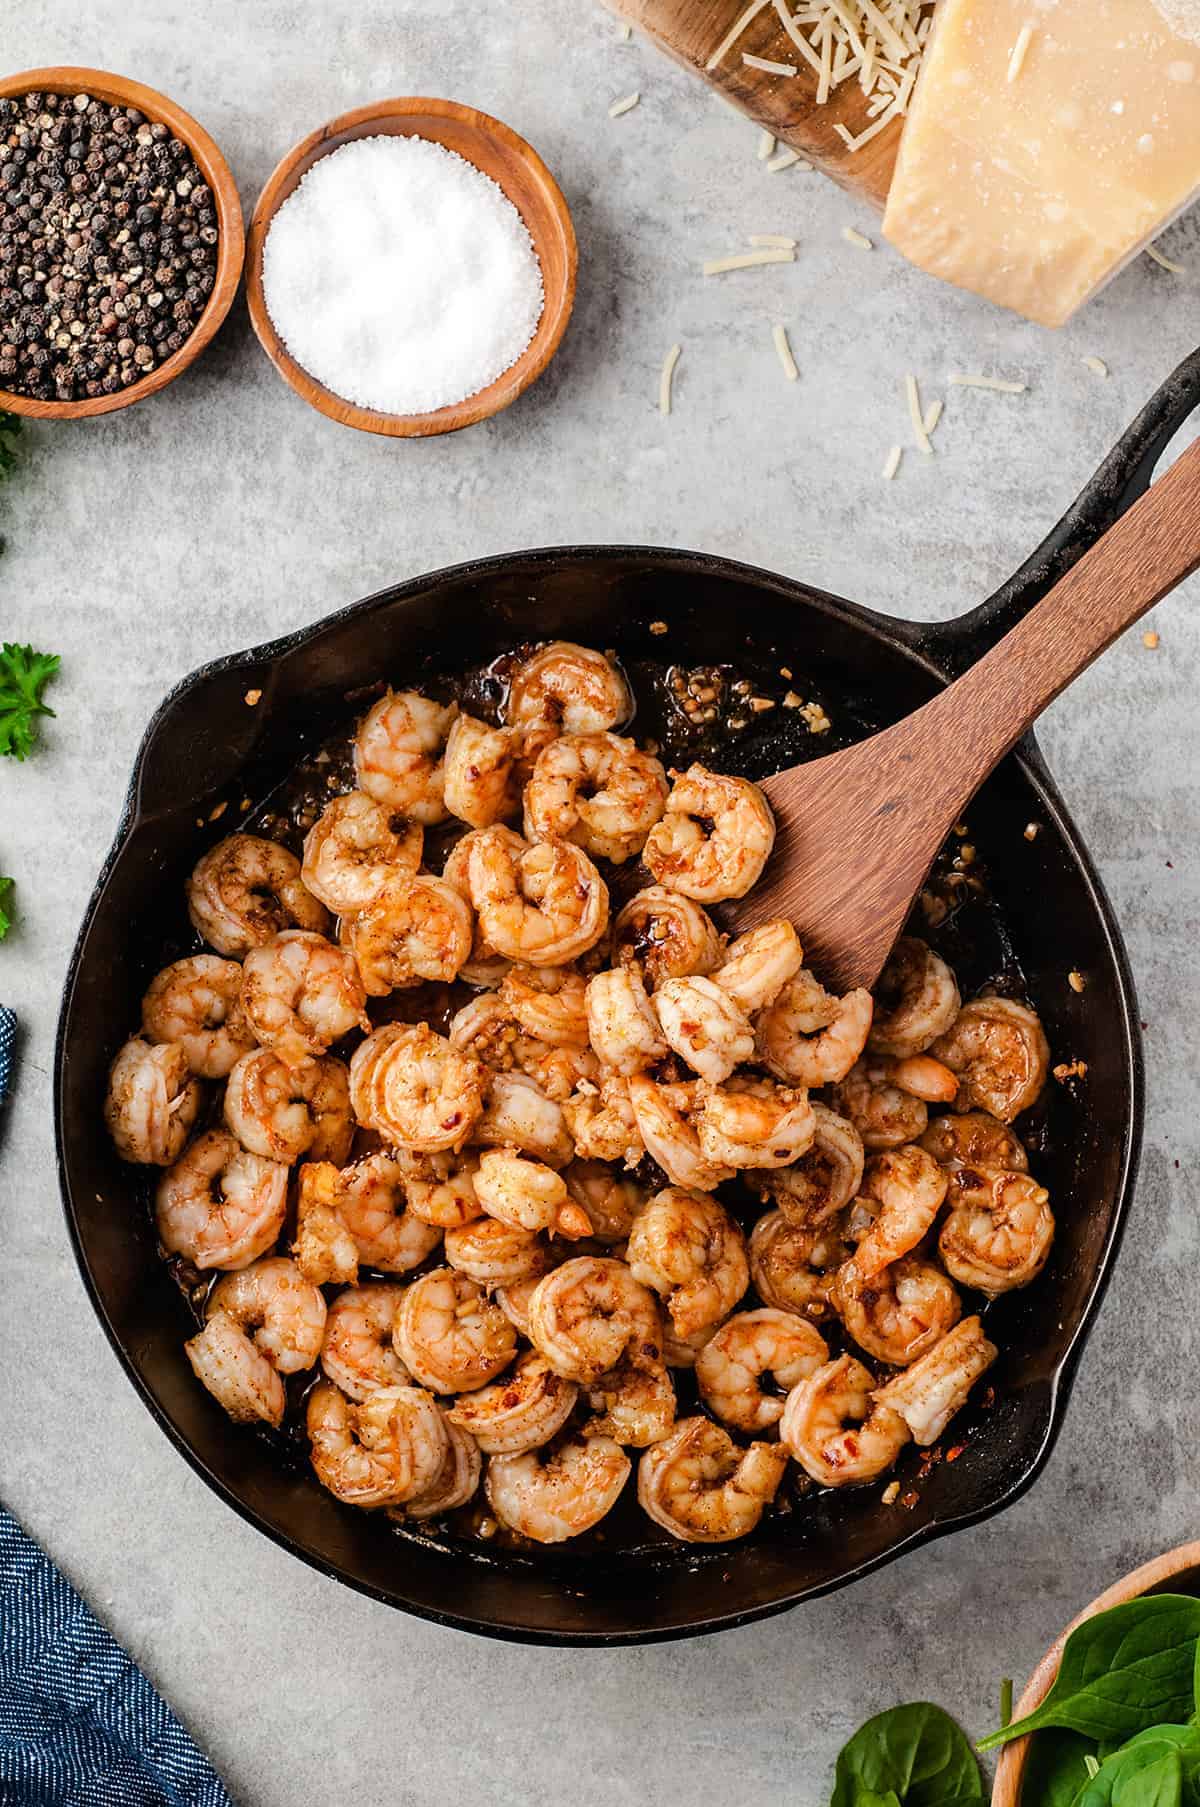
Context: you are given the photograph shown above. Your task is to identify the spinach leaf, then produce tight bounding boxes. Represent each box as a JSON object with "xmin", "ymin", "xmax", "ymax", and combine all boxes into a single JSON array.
[
  {"xmin": 832, "ymin": 1702, "xmax": 983, "ymax": 1806},
  {"xmin": 1019, "ymin": 1729, "xmax": 1099, "ymax": 1806},
  {"xmin": 978, "ymin": 1598, "xmax": 1200, "ymax": 1751},
  {"xmin": 1071, "ymin": 1747, "xmax": 1185, "ymax": 1807}
]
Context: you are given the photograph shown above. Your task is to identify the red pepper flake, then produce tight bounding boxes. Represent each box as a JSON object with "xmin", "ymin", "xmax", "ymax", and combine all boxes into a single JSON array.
[
  {"xmin": 899, "ymin": 1489, "xmax": 920, "ymax": 1510},
  {"xmin": 945, "ymin": 1444, "xmax": 965, "ymax": 1463}
]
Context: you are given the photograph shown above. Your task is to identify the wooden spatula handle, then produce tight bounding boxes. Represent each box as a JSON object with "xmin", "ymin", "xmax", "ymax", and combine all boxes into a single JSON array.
[{"xmin": 926, "ymin": 435, "xmax": 1200, "ymax": 800}]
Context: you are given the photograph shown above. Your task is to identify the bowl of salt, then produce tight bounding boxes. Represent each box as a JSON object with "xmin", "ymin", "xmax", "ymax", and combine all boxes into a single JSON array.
[{"xmin": 245, "ymin": 97, "xmax": 577, "ymax": 436}]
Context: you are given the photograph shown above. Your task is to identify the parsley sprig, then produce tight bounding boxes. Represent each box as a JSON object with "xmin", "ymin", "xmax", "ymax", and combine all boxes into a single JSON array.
[
  {"xmin": 0, "ymin": 643, "xmax": 60, "ymax": 760},
  {"xmin": 0, "ymin": 876, "xmax": 12, "ymax": 941}
]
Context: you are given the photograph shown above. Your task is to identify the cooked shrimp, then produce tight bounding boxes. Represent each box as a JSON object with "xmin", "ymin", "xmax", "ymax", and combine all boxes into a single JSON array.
[
  {"xmin": 300, "ymin": 790, "xmax": 423, "ymax": 916},
  {"xmin": 563, "ymin": 1160, "xmax": 647, "ymax": 1243},
  {"xmin": 504, "ymin": 641, "xmax": 632, "ymax": 756},
  {"xmin": 224, "ymin": 1049, "xmax": 352, "ymax": 1165},
  {"xmin": 444, "ymin": 1215, "xmax": 551, "ymax": 1285},
  {"xmin": 486, "ymin": 1433, "xmax": 631, "ymax": 1543},
  {"xmin": 185, "ymin": 1311, "xmax": 286, "ymax": 1427},
  {"xmin": 872, "ymin": 1054, "xmax": 959, "ymax": 1104},
  {"xmin": 320, "ymin": 1282, "xmax": 409, "ymax": 1400},
  {"xmin": 832, "ymin": 1255, "xmax": 961, "ymax": 1367},
  {"xmin": 757, "ymin": 972, "xmax": 873, "ymax": 1086},
  {"xmin": 354, "ymin": 690, "xmax": 456, "ymax": 824},
  {"xmin": 752, "ymin": 1104, "xmax": 864, "ymax": 1227},
  {"xmin": 696, "ymin": 1310, "xmax": 829, "ymax": 1433},
  {"xmin": 638, "ymin": 1418, "xmax": 787, "ymax": 1543},
  {"xmin": 394, "ymin": 1266, "xmax": 518, "ymax": 1393},
  {"xmin": 527, "ymin": 1256, "xmax": 662, "ymax": 1383},
  {"xmin": 612, "ymin": 885, "xmax": 724, "ymax": 990},
  {"xmin": 473, "ymin": 1148, "xmax": 586, "ymax": 1236},
  {"xmin": 695, "ymin": 1076, "xmax": 816, "ymax": 1170},
  {"xmin": 292, "ymin": 1161, "xmax": 360, "ymax": 1286},
  {"xmin": 643, "ymin": 765, "xmax": 775, "ymax": 903},
  {"xmin": 523, "ymin": 731, "xmax": 668, "ymax": 863},
  {"xmin": 749, "ymin": 1210, "xmax": 849, "ymax": 1321},
  {"xmin": 919, "ymin": 1111, "xmax": 1028, "ymax": 1174},
  {"xmin": 831, "ymin": 1057, "xmax": 929, "ymax": 1150},
  {"xmin": 714, "ymin": 919, "xmax": 804, "ymax": 1014},
  {"xmin": 393, "ymin": 1413, "xmax": 482, "ymax": 1521},
  {"xmin": 939, "ymin": 1167, "xmax": 1054, "ymax": 1294},
  {"xmin": 187, "ymin": 834, "xmax": 329, "ymax": 958},
  {"xmin": 467, "ymin": 828, "xmax": 609, "ymax": 967},
  {"xmin": 442, "ymin": 713, "xmax": 521, "ymax": 828},
  {"xmin": 155, "ymin": 1129, "xmax": 288, "ymax": 1270},
  {"xmin": 626, "ymin": 1188, "xmax": 749, "ymax": 1339},
  {"xmin": 626, "ymin": 1075, "xmax": 734, "ymax": 1191},
  {"xmin": 347, "ymin": 873, "xmax": 473, "ymax": 995},
  {"xmin": 473, "ymin": 1070, "xmax": 573, "ymax": 1168},
  {"xmin": 851, "ymin": 1144, "xmax": 949, "ymax": 1276},
  {"xmin": 781, "ymin": 1355, "xmax": 910, "ymax": 1486},
  {"xmin": 309, "ymin": 1381, "xmax": 449, "ymax": 1506},
  {"xmin": 655, "ymin": 976, "xmax": 754, "ymax": 1084},
  {"xmin": 584, "ymin": 968, "xmax": 668, "ymax": 1076},
  {"xmin": 334, "ymin": 1151, "xmax": 443, "ymax": 1271},
  {"xmin": 584, "ymin": 1354, "xmax": 676, "ymax": 1446},
  {"xmin": 868, "ymin": 937, "xmax": 961, "ymax": 1058},
  {"xmin": 105, "ymin": 1037, "xmax": 202, "ymax": 1166},
  {"xmin": 447, "ymin": 1349, "xmax": 578, "ymax": 1454},
  {"xmin": 873, "ymin": 1314, "xmax": 998, "ymax": 1445},
  {"xmin": 500, "ymin": 965, "xmax": 590, "ymax": 1048},
  {"xmin": 441, "ymin": 825, "xmax": 520, "ymax": 988},
  {"xmin": 564, "ymin": 1072, "xmax": 645, "ymax": 1167},
  {"xmin": 930, "ymin": 996, "xmax": 1051, "ymax": 1122},
  {"xmin": 492, "ymin": 1273, "xmax": 543, "ymax": 1337},
  {"xmin": 350, "ymin": 1024, "xmax": 485, "ymax": 1153},
  {"xmin": 240, "ymin": 931, "xmax": 368, "ymax": 1065},
  {"xmin": 141, "ymin": 955, "xmax": 255, "ymax": 1079},
  {"xmin": 207, "ymin": 1257, "xmax": 326, "ymax": 1372},
  {"xmin": 186, "ymin": 1256, "xmax": 325, "ymax": 1426},
  {"xmin": 394, "ymin": 1149, "xmax": 484, "ymax": 1230}
]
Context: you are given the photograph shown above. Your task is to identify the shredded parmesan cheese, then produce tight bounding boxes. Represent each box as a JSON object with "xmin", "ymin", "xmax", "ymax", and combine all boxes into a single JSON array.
[
  {"xmin": 706, "ymin": 0, "xmax": 773, "ymax": 70},
  {"xmin": 881, "ymin": 444, "xmax": 903, "ymax": 480},
  {"xmin": 608, "ymin": 92, "xmax": 640, "ymax": 118},
  {"xmin": 905, "ymin": 373, "xmax": 932, "ymax": 454},
  {"xmin": 703, "ymin": 248, "xmax": 796, "ymax": 274},
  {"xmin": 766, "ymin": 148, "xmax": 809, "ymax": 172},
  {"xmin": 1082, "ymin": 355, "xmax": 1109, "ymax": 378},
  {"xmin": 744, "ymin": 53, "xmax": 799, "ymax": 74},
  {"xmin": 750, "ymin": 233, "xmax": 798, "ymax": 247},
  {"xmin": 618, "ymin": 20, "xmax": 633, "ymax": 40},
  {"xmin": 842, "ymin": 226, "xmax": 874, "ymax": 249},
  {"xmin": 1007, "ymin": 23, "xmax": 1035, "ymax": 83},
  {"xmin": 923, "ymin": 397, "xmax": 943, "ymax": 436},
  {"xmin": 949, "ymin": 373, "xmax": 1028, "ymax": 394},
  {"xmin": 1147, "ymin": 243, "xmax": 1186, "ymax": 274},
  {"xmin": 773, "ymin": 323, "xmax": 799, "ymax": 380},
  {"xmin": 659, "ymin": 343, "xmax": 681, "ymax": 415},
  {"xmin": 758, "ymin": 129, "xmax": 777, "ymax": 160}
]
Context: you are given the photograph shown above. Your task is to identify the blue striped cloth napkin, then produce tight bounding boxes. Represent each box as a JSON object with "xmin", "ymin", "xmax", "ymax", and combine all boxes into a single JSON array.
[
  {"xmin": 0, "ymin": 1507, "xmax": 234, "ymax": 1806},
  {"xmin": 0, "ymin": 1005, "xmax": 14, "ymax": 1104}
]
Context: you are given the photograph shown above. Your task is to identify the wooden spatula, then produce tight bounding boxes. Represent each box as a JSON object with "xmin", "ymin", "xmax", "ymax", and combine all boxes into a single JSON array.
[{"xmin": 730, "ymin": 436, "xmax": 1200, "ymax": 992}]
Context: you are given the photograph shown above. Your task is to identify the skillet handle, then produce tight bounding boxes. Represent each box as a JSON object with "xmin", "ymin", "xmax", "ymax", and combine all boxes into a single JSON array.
[{"xmin": 931, "ymin": 343, "xmax": 1200, "ymax": 676}]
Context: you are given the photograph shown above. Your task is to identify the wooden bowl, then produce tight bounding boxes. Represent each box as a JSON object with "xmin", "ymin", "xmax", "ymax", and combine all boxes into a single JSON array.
[
  {"xmin": 0, "ymin": 67, "xmax": 244, "ymax": 420},
  {"xmin": 992, "ymin": 1541, "xmax": 1200, "ymax": 1804},
  {"xmin": 244, "ymin": 97, "xmax": 577, "ymax": 437}
]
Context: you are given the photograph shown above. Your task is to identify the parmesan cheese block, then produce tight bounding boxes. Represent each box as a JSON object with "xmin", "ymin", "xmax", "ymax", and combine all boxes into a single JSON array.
[{"xmin": 882, "ymin": 0, "xmax": 1200, "ymax": 326}]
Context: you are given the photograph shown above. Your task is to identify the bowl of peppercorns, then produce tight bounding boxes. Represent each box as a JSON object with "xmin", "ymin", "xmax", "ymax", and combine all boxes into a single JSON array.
[{"xmin": 0, "ymin": 67, "xmax": 244, "ymax": 417}]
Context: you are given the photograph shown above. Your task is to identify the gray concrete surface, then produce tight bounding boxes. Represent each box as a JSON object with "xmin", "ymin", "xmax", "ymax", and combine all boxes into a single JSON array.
[{"xmin": 2, "ymin": 3, "xmax": 1198, "ymax": 1800}]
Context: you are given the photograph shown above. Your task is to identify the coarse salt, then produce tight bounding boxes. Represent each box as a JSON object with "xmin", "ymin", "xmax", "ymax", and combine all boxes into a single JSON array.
[{"xmin": 262, "ymin": 136, "xmax": 544, "ymax": 416}]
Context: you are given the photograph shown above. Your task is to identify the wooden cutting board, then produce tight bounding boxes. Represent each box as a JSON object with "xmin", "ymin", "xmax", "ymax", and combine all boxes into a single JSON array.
[{"xmin": 610, "ymin": 0, "xmax": 917, "ymax": 209}]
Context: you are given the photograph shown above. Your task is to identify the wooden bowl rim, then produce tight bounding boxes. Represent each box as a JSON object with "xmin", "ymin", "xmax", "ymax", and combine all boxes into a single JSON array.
[
  {"xmin": 992, "ymin": 1539, "xmax": 1200, "ymax": 1804},
  {"xmin": 0, "ymin": 66, "xmax": 245, "ymax": 421},
  {"xmin": 243, "ymin": 95, "xmax": 578, "ymax": 438}
]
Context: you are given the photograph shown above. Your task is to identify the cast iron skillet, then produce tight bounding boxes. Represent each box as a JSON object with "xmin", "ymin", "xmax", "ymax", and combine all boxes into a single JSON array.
[{"xmin": 55, "ymin": 347, "xmax": 1200, "ymax": 1644}]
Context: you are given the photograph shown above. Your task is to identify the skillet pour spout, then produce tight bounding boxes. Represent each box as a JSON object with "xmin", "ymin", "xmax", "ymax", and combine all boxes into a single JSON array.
[{"xmin": 55, "ymin": 345, "xmax": 1200, "ymax": 1642}]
